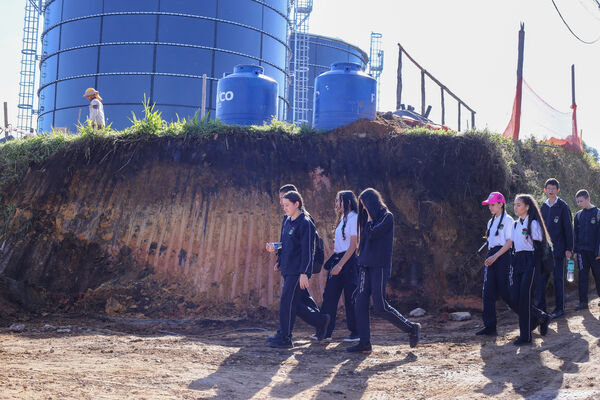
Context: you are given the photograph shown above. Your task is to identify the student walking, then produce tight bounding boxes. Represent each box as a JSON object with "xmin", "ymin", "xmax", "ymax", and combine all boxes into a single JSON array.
[
  {"xmin": 573, "ymin": 189, "xmax": 600, "ymax": 310},
  {"xmin": 511, "ymin": 194, "xmax": 552, "ymax": 346},
  {"xmin": 83, "ymin": 88, "xmax": 105, "ymax": 128},
  {"xmin": 477, "ymin": 192, "xmax": 515, "ymax": 336},
  {"xmin": 310, "ymin": 191, "xmax": 359, "ymax": 342},
  {"xmin": 348, "ymin": 188, "xmax": 420, "ymax": 353},
  {"xmin": 266, "ymin": 191, "xmax": 329, "ymax": 349},
  {"xmin": 537, "ymin": 178, "xmax": 574, "ymax": 318},
  {"xmin": 266, "ymin": 184, "xmax": 321, "ymax": 344}
]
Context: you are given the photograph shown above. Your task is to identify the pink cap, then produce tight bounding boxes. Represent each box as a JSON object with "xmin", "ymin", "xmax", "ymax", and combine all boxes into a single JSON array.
[{"xmin": 482, "ymin": 192, "xmax": 505, "ymax": 205}]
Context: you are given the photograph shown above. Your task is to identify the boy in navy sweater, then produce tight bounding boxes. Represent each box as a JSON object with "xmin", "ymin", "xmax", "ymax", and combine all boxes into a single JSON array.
[
  {"xmin": 573, "ymin": 189, "xmax": 600, "ymax": 309},
  {"xmin": 538, "ymin": 178, "xmax": 573, "ymax": 318}
]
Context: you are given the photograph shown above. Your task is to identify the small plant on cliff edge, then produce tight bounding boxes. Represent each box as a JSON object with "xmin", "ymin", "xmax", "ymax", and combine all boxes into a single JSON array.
[
  {"xmin": 181, "ymin": 111, "xmax": 229, "ymax": 137},
  {"xmin": 76, "ymin": 118, "xmax": 115, "ymax": 139},
  {"xmin": 128, "ymin": 97, "xmax": 166, "ymax": 136}
]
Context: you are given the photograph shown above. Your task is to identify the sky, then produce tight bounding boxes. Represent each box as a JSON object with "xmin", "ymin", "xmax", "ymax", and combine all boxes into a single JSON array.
[{"xmin": 1, "ymin": 0, "xmax": 599, "ymax": 148}]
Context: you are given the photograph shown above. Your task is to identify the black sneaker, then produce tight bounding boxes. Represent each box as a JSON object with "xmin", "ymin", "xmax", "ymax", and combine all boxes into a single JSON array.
[
  {"xmin": 539, "ymin": 314, "xmax": 550, "ymax": 336},
  {"xmin": 315, "ymin": 314, "xmax": 331, "ymax": 341},
  {"xmin": 513, "ymin": 337, "xmax": 531, "ymax": 346},
  {"xmin": 550, "ymin": 309, "xmax": 564, "ymax": 319},
  {"xmin": 409, "ymin": 323, "xmax": 421, "ymax": 348},
  {"xmin": 475, "ymin": 326, "xmax": 497, "ymax": 336},
  {"xmin": 346, "ymin": 341, "xmax": 372, "ymax": 353},
  {"xmin": 267, "ymin": 332, "xmax": 291, "ymax": 342},
  {"xmin": 574, "ymin": 303, "xmax": 588, "ymax": 310},
  {"xmin": 268, "ymin": 337, "xmax": 293, "ymax": 349},
  {"xmin": 343, "ymin": 333, "xmax": 361, "ymax": 342}
]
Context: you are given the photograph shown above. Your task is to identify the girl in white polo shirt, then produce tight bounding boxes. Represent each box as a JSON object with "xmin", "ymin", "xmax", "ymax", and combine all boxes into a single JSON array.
[
  {"xmin": 312, "ymin": 191, "xmax": 360, "ymax": 341},
  {"xmin": 511, "ymin": 194, "xmax": 552, "ymax": 346},
  {"xmin": 478, "ymin": 192, "xmax": 514, "ymax": 336}
]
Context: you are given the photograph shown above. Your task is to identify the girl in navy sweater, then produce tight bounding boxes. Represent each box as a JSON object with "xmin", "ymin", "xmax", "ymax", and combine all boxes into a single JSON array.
[
  {"xmin": 268, "ymin": 191, "xmax": 330, "ymax": 348},
  {"xmin": 349, "ymin": 188, "xmax": 420, "ymax": 353}
]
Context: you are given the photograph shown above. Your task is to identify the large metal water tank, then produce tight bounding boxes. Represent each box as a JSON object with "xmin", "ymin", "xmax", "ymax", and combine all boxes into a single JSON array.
[
  {"xmin": 289, "ymin": 33, "xmax": 368, "ymax": 126},
  {"xmin": 216, "ymin": 65, "xmax": 278, "ymax": 125},
  {"xmin": 37, "ymin": 0, "xmax": 290, "ymax": 132},
  {"xmin": 313, "ymin": 62, "xmax": 377, "ymax": 131}
]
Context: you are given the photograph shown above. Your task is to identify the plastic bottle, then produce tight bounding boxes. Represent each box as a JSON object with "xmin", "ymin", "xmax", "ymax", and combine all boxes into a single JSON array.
[{"xmin": 567, "ymin": 259, "xmax": 575, "ymax": 283}]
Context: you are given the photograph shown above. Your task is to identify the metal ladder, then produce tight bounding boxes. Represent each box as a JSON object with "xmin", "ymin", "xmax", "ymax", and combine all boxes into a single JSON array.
[
  {"xmin": 291, "ymin": 0, "xmax": 312, "ymax": 125},
  {"xmin": 368, "ymin": 32, "xmax": 384, "ymax": 112},
  {"xmin": 17, "ymin": 0, "xmax": 43, "ymax": 133}
]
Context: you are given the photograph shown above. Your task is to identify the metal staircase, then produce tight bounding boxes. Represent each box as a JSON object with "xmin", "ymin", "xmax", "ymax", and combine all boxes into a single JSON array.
[
  {"xmin": 291, "ymin": 0, "xmax": 313, "ymax": 125},
  {"xmin": 368, "ymin": 32, "xmax": 384, "ymax": 111},
  {"xmin": 17, "ymin": 0, "xmax": 44, "ymax": 133}
]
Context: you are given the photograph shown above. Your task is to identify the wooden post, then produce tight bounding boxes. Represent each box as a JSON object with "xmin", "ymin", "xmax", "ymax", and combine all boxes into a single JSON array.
[
  {"xmin": 571, "ymin": 64, "xmax": 578, "ymax": 141},
  {"xmin": 201, "ymin": 73, "xmax": 207, "ymax": 119},
  {"xmin": 396, "ymin": 47, "xmax": 403, "ymax": 110},
  {"xmin": 471, "ymin": 112, "xmax": 475, "ymax": 130},
  {"xmin": 440, "ymin": 88, "xmax": 445, "ymax": 126},
  {"xmin": 513, "ymin": 23, "xmax": 525, "ymax": 140},
  {"xmin": 571, "ymin": 64, "xmax": 576, "ymax": 106},
  {"xmin": 421, "ymin": 70, "xmax": 426, "ymax": 116},
  {"xmin": 458, "ymin": 103, "xmax": 461, "ymax": 132},
  {"xmin": 3, "ymin": 102, "xmax": 7, "ymax": 128}
]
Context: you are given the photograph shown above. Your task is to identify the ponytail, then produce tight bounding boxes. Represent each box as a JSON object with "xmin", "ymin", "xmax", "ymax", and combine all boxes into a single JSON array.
[
  {"xmin": 484, "ymin": 203, "xmax": 505, "ymax": 239},
  {"xmin": 283, "ymin": 191, "xmax": 309, "ymax": 217}
]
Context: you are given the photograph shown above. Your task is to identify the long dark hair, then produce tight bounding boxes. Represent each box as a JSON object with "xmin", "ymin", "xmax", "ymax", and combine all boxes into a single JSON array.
[
  {"xmin": 335, "ymin": 190, "xmax": 358, "ymax": 240},
  {"xmin": 484, "ymin": 203, "xmax": 506, "ymax": 239},
  {"xmin": 357, "ymin": 188, "xmax": 389, "ymax": 255},
  {"xmin": 283, "ymin": 190, "xmax": 309, "ymax": 217},
  {"xmin": 515, "ymin": 194, "xmax": 552, "ymax": 245}
]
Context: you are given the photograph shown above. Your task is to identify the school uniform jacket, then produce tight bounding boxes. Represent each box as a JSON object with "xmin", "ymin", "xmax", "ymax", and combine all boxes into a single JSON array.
[
  {"xmin": 279, "ymin": 212, "xmax": 316, "ymax": 277},
  {"xmin": 541, "ymin": 198, "xmax": 573, "ymax": 256},
  {"xmin": 574, "ymin": 207, "xmax": 600, "ymax": 256},
  {"xmin": 357, "ymin": 211, "xmax": 394, "ymax": 278}
]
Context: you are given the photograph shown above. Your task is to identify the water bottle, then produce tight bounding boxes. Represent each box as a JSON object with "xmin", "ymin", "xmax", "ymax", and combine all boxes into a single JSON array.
[{"xmin": 567, "ymin": 259, "xmax": 575, "ymax": 283}]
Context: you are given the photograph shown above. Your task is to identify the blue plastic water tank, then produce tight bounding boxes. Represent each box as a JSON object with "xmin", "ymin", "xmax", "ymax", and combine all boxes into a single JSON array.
[
  {"xmin": 216, "ymin": 65, "xmax": 278, "ymax": 125},
  {"xmin": 289, "ymin": 33, "xmax": 368, "ymax": 125},
  {"xmin": 313, "ymin": 62, "xmax": 376, "ymax": 131},
  {"xmin": 37, "ymin": 0, "xmax": 290, "ymax": 132}
]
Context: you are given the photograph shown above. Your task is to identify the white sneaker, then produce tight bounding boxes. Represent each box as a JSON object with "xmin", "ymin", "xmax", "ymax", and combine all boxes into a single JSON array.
[
  {"xmin": 309, "ymin": 333, "xmax": 332, "ymax": 341},
  {"xmin": 343, "ymin": 334, "xmax": 360, "ymax": 342}
]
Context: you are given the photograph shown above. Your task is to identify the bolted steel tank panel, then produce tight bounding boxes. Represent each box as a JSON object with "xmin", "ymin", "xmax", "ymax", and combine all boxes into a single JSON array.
[
  {"xmin": 216, "ymin": 65, "xmax": 278, "ymax": 126},
  {"xmin": 289, "ymin": 33, "xmax": 368, "ymax": 126},
  {"xmin": 312, "ymin": 62, "xmax": 377, "ymax": 131},
  {"xmin": 37, "ymin": 0, "xmax": 290, "ymax": 132}
]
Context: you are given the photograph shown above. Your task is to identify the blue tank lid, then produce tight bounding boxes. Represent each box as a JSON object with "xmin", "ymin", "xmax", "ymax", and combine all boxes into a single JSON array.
[
  {"xmin": 234, "ymin": 64, "xmax": 264, "ymax": 75},
  {"xmin": 331, "ymin": 62, "xmax": 363, "ymax": 72}
]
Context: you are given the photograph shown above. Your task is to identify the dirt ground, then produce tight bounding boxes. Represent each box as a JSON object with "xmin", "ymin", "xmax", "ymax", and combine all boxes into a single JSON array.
[{"xmin": 1, "ymin": 298, "xmax": 600, "ymax": 400}]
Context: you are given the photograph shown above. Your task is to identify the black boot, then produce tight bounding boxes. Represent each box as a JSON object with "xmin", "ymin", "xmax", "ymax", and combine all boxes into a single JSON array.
[
  {"xmin": 475, "ymin": 326, "xmax": 497, "ymax": 336},
  {"xmin": 268, "ymin": 337, "xmax": 294, "ymax": 349},
  {"xmin": 409, "ymin": 323, "xmax": 421, "ymax": 347},
  {"xmin": 347, "ymin": 341, "xmax": 372, "ymax": 353},
  {"xmin": 538, "ymin": 314, "xmax": 550, "ymax": 336},
  {"xmin": 513, "ymin": 337, "xmax": 531, "ymax": 346}
]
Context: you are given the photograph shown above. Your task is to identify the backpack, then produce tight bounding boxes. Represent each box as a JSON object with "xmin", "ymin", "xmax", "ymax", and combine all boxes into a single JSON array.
[
  {"xmin": 308, "ymin": 215, "xmax": 325, "ymax": 274},
  {"xmin": 313, "ymin": 232, "xmax": 325, "ymax": 274}
]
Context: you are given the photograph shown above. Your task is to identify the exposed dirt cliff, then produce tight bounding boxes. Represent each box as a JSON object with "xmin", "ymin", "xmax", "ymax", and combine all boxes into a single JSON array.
[{"xmin": 1, "ymin": 117, "xmax": 598, "ymax": 319}]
